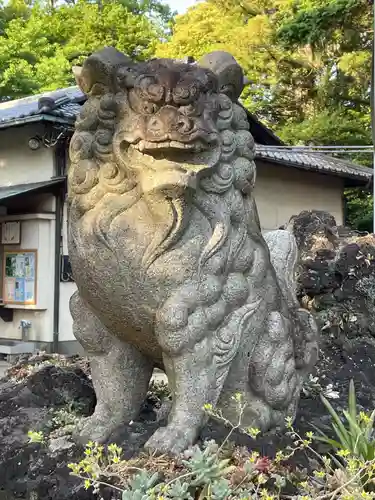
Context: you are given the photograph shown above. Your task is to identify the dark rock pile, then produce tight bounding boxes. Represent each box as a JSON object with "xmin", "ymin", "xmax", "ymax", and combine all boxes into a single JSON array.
[
  {"xmin": 287, "ymin": 210, "xmax": 375, "ymax": 330},
  {"xmin": 287, "ymin": 210, "xmax": 375, "ymax": 429},
  {"xmin": 0, "ymin": 353, "xmax": 95, "ymax": 500}
]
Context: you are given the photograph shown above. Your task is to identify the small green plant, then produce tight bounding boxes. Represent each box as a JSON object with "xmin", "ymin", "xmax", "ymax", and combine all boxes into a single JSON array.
[
  {"xmin": 49, "ymin": 406, "xmax": 80, "ymax": 429},
  {"xmin": 69, "ymin": 441, "xmax": 126, "ymax": 487},
  {"xmin": 148, "ymin": 379, "xmax": 171, "ymax": 400},
  {"xmin": 69, "ymin": 389, "xmax": 375, "ymax": 499},
  {"xmin": 27, "ymin": 430, "xmax": 45, "ymax": 444},
  {"xmin": 313, "ymin": 379, "xmax": 375, "ymax": 461},
  {"xmin": 67, "ymin": 395, "xmax": 322, "ymax": 499},
  {"xmin": 203, "ymin": 392, "xmax": 261, "ymax": 447}
]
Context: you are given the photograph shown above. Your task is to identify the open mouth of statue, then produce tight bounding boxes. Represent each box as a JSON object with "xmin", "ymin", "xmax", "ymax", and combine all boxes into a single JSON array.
[
  {"xmin": 133, "ymin": 139, "xmax": 206, "ymax": 154},
  {"xmin": 125, "ymin": 136, "xmax": 222, "ymax": 180}
]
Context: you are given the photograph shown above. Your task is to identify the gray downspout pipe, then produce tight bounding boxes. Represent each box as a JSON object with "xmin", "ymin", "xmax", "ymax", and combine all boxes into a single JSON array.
[{"xmin": 52, "ymin": 135, "xmax": 68, "ymax": 353}]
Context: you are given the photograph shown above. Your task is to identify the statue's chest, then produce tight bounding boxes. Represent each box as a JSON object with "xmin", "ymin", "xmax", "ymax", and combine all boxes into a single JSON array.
[
  {"xmin": 68, "ymin": 197, "xmax": 260, "ymax": 339},
  {"xmin": 69, "ymin": 199, "xmax": 212, "ymax": 297}
]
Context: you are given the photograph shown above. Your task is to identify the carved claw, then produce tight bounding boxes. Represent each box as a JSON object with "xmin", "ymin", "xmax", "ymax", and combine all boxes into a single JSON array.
[
  {"xmin": 74, "ymin": 414, "xmax": 122, "ymax": 445},
  {"xmin": 144, "ymin": 424, "xmax": 198, "ymax": 456}
]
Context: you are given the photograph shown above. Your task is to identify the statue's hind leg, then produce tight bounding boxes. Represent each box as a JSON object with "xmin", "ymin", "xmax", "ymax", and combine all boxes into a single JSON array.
[
  {"xmin": 218, "ymin": 309, "xmax": 311, "ymax": 431},
  {"xmin": 70, "ymin": 291, "xmax": 154, "ymax": 443}
]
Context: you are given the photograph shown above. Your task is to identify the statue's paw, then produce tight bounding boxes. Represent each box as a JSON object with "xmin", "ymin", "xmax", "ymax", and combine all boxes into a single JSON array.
[
  {"xmin": 73, "ymin": 414, "xmax": 119, "ymax": 445},
  {"xmin": 145, "ymin": 424, "xmax": 197, "ymax": 456}
]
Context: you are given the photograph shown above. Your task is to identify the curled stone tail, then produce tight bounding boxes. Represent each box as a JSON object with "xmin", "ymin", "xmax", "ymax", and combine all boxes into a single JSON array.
[
  {"xmin": 264, "ymin": 229, "xmax": 319, "ymax": 372},
  {"xmin": 263, "ymin": 230, "xmax": 299, "ymax": 309}
]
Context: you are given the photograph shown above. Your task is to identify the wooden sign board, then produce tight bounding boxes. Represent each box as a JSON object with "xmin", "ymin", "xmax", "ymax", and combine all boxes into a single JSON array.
[{"xmin": 2, "ymin": 250, "xmax": 37, "ymax": 305}]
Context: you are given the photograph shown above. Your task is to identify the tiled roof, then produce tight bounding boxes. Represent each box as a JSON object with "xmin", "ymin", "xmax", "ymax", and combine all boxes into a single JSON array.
[
  {"xmin": 0, "ymin": 86, "xmax": 371, "ymax": 184},
  {"xmin": 0, "ymin": 87, "xmax": 85, "ymax": 127},
  {"xmin": 0, "ymin": 179, "xmax": 64, "ymax": 201},
  {"xmin": 255, "ymin": 145, "xmax": 372, "ymax": 184}
]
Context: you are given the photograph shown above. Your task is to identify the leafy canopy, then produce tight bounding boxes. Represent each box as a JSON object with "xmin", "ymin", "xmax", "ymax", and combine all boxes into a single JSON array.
[
  {"xmin": 0, "ymin": 0, "xmax": 372, "ymax": 228},
  {"xmin": 0, "ymin": 0, "xmax": 173, "ymax": 99},
  {"xmin": 156, "ymin": 0, "xmax": 373, "ymax": 228}
]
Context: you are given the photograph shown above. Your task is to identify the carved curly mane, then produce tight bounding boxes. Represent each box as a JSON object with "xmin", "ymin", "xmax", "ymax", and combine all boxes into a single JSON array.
[{"xmin": 68, "ymin": 50, "xmax": 259, "ymax": 273}]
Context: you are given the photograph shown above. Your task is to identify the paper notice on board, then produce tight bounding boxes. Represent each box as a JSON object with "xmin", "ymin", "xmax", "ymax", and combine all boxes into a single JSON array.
[
  {"xmin": 15, "ymin": 255, "xmax": 25, "ymax": 278},
  {"xmin": 14, "ymin": 278, "xmax": 25, "ymax": 302},
  {"xmin": 24, "ymin": 279, "xmax": 35, "ymax": 302},
  {"xmin": 24, "ymin": 254, "xmax": 35, "ymax": 279},
  {"xmin": 3, "ymin": 251, "xmax": 36, "ymax": 304},
  {"xmin": 4, "ymin": 278, "xmax": 15, "ymax": 302}
]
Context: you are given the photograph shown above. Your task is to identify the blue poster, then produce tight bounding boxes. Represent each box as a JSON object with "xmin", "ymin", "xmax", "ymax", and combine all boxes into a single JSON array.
[{"xmin": 14, "ymin": 278, "xmax": 25, "ymax": 303}]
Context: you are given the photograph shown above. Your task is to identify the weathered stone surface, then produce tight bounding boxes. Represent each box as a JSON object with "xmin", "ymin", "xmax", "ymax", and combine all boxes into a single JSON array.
[{"xmin": 68, "ymin": 47, "xmax": 318, "ymax": 455}]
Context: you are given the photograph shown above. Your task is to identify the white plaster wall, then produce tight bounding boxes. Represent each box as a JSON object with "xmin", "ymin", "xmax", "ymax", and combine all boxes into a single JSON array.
[
  {"xmin": 254, "ymin": 162, "xmax": 344, "ymax": 230},
  {"xmin": 59, "ymin": 200, "xmax": 77, "ymax": 342},
  {"xmin": 0, "ymin": 216, "xmax": 55, "ymax": 342},
  {"xmin": 0, "ymin": 309, "xmax": 50, "ymax": 341},
  {"xmin": 0, "ymin": 124, "xmax": 54, "ymax": 186},
  {"xmin": 59, "ymin": 282, "xmax": 75, "ymax": 342},
  {"xmin": 0, "ymin": 121, "xmax": 58, "ymax": 343}
]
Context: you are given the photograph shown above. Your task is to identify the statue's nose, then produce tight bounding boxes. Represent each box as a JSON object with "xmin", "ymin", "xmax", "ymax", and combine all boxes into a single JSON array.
[
  {"xmin": 147, "ymin": 107, "xmax": 194, "ymax": 136},
  {"xmin": 175, "ymin": 116, "xmax": 194, "ymax": 134},
  {"xmin": 148, "ymin": 116, "xmax": 163, "ymax": 134}
]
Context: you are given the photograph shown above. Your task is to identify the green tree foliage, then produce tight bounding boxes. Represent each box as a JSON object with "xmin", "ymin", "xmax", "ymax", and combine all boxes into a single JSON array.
[
  {"xmin": 0, "ymin": 0, "xmax": 372, "ymax": 228},
  {"xmin": 156, "ymin": 0, "xmax": 373, "ymax": 229},
  {"xmin": 156, "ymin": 0, "xmax": 371, "ymax": 142},
  {"xmin": 0, "ymin": 0, "xmax": 173, "ymax": 99}
]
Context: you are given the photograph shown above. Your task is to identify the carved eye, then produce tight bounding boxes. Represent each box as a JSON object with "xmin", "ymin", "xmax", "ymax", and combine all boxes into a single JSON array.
[
  {"xmin": 179, "ymin": 104, "xmax": 196, "ymax": 116},
  {"xmin": 129, "ymin": 90, "xmax": 159, "ymax": 115},
  {"xmin": 137, "ymin": 75, "xmax": 164, "ymax": 103},
  {"xmin": 142, "ymin": 102, "xmax": 159, "ymax": 115},
  {"xmin": 174, "ymin": 86, "xmax": 189, "ymax": 101},
  {"xmin": 173, "ymin": 82, "xmax": 199, "ymax": 105}
]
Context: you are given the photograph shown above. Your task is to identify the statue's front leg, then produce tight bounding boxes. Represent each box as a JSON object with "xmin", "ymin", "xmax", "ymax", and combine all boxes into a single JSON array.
[
  {"xmin": 145, "ymin": 335, "xmax": 219, "ymax": 455},
  {"xmin": 145, "ymin": 297, "xmax": 222, "ymax": 455}
]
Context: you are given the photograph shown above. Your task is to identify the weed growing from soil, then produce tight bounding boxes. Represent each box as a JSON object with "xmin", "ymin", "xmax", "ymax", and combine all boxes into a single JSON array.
[
  {"xmin": 313, "ymin": 379, "xmax": 375, "ymax": 461},
  {"xmin": 28, "ymin": 430, "xmax": 45, "ymax": 444},
  {"xmin": 67, "ymin": 390, "xmax": 375, "ymax": 499}
]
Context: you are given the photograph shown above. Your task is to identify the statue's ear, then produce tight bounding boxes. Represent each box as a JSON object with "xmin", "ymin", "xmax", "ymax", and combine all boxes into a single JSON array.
[
  {"xmin": 199, "ymin": 51, "xmax": 245, "ymax": 101},
  {"xmin": 72, "ymin": 66, "xmax": 84, "ymax": 91},
  {"xmin": 72, "ymin": 47, "xmax": 131, "ymax": 95}
]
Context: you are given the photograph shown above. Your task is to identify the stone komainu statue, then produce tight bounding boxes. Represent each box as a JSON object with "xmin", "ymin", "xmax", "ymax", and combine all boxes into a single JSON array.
[{"xmin": 68, "ymin": 47, "xmax": 318, "ymax": 455}]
